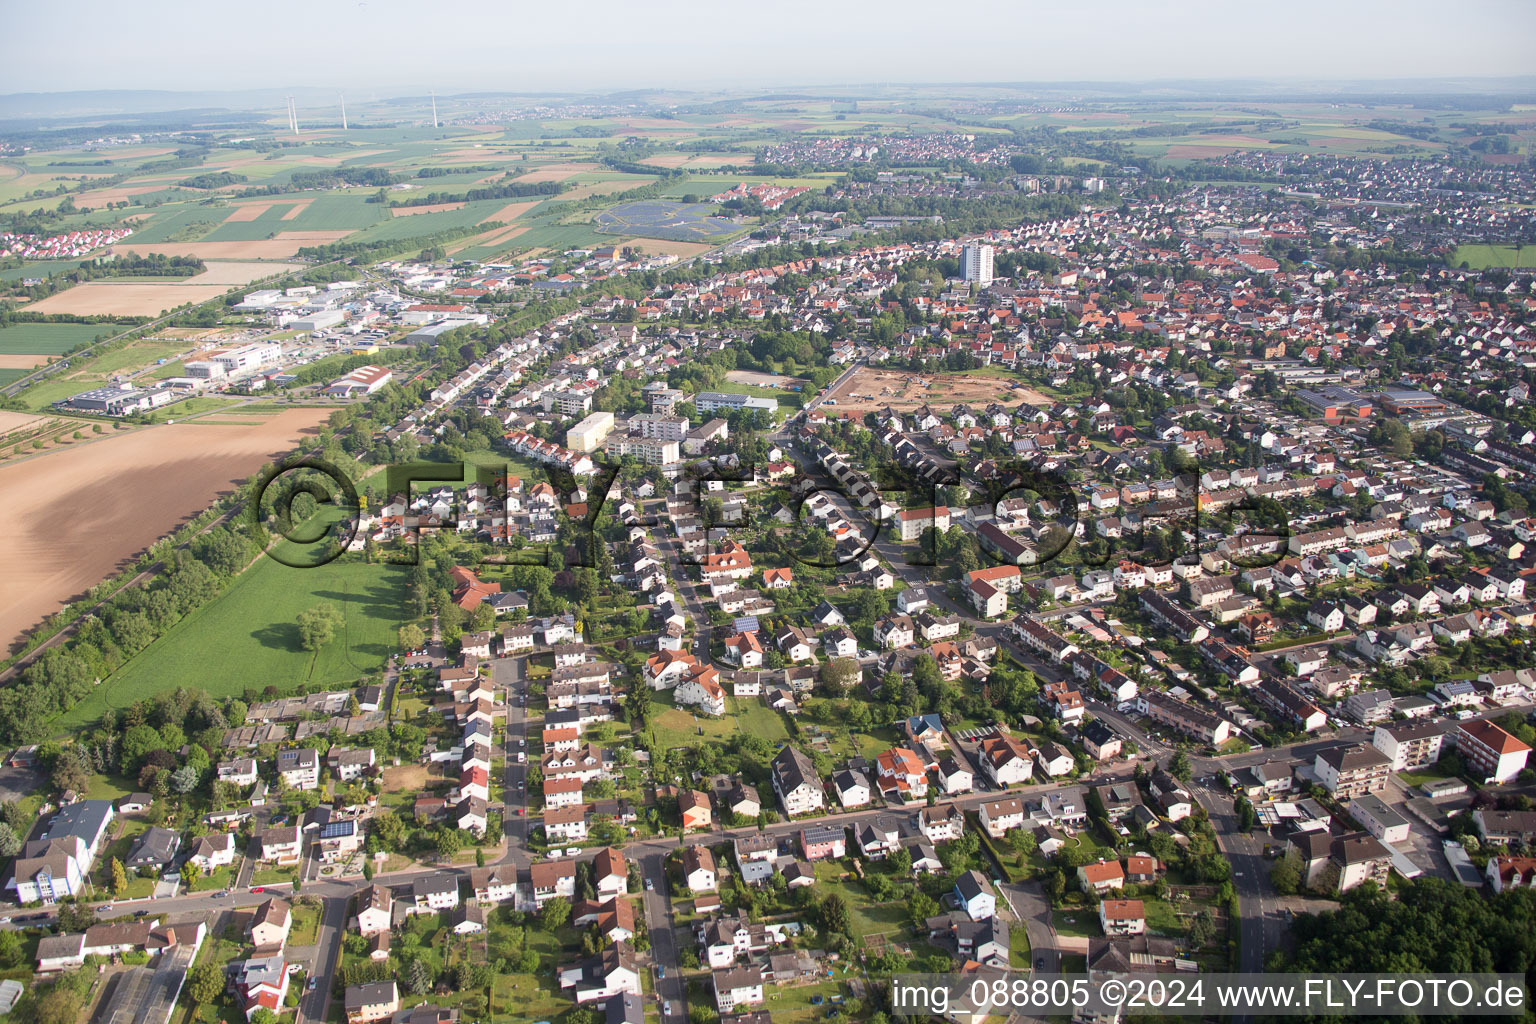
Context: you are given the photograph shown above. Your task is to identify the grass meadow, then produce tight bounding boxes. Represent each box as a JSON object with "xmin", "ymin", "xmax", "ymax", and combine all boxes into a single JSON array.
[{"xmin": 53, "ymin": 556, "xmax": 407, "ymax": 734}]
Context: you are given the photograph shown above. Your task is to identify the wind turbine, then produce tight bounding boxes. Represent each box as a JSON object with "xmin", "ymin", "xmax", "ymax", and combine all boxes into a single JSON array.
[
  {"xmin": 339, "ymin": 92, "xmax": 348, "ymax": 131},
  {"xmin": 430, "ymin": 91, "xmax": 439, "ymax": 129}
]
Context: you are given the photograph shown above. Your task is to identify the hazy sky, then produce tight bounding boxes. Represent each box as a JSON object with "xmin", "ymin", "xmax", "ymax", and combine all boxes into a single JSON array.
[{"xmin": 4, "ymin": 0, "xmax": 1534, "ymax": 95}]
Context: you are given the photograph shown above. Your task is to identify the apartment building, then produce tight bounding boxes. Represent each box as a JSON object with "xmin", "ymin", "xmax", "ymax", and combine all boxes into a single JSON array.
[{"xmin": 1314, "ymin": 744, "xmax": 1391, "ymax": 799}]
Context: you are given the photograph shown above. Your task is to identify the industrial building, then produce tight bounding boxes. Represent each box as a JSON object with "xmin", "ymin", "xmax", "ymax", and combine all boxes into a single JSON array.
[
  {"xmin": 210, "ymin": 342, "xmax": 281, "ymax": 375},
  {"xmin": 323, "ymin": 365, "xmax": 394, "ymax": 398},
  {"xmin": 55, "ymin": 385, "xmax": 175, "ymax": 416}
]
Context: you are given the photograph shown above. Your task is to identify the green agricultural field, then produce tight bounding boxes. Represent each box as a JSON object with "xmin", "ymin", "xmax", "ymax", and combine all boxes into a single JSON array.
[
  {"xmin": 53, "ymin": 558, "xmax": 408, "ymax": 734},
  {"xmin": 345, "ymin": 198, "xmax": 514, "ymax": 244},
  {"xmin": 0, "ymin": 259, "xmax": 84, "ymax": 283},
  {"xmin": 0, "ymin": 368, "xmax": 27, "ymax": 388},
  {"xmin": 0, "ymin": 322, "xmax": 123, "ymax": 355},
  {"xmin": 1453, "ymin": 244, "xmax": 1536, "ymax": 270}
]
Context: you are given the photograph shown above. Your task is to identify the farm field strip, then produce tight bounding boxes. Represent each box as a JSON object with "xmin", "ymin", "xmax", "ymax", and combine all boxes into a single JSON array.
[{"xmin": 0, "ymin": 408, "xmax": 331, "ymax": 654}]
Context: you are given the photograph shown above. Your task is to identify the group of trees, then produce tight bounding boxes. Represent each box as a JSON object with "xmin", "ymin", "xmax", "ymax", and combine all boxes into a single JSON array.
[{"xmin": 1281, "ymin": 878, "xmax": 1536, "ymax": 974}]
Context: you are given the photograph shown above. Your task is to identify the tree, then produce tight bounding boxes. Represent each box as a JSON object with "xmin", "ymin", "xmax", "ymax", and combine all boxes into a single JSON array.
[
  {"xmin": 818, "ymin": 658, "xmax": 861, "ymax": 696},
  {"xmin": 0, "ymin": 823, "xmax": 17, "ymax": 859},
  {"xmin": 907, "ymin": 889, "xmax": 939, "ymax": 930},
  {"xmin": 186, "ymin": 961, "xmax": 224, "ymax": 1006},
  {"xmin": 399, "ymin": 623, "xmax": 426, "ymax": 651},
  {"xmin": 402, "ymin": 956, "xmax": 432, "ymax": 996},
  {"xmin": 1270, "ymin": 849, "xmax": 1303, "ymax": 896},
  {"xmin": 820, "ymin": 892, "xmax": 852, "ymax": 938},
  {"xmin": 434, "ymin": 827, "xmax": 463, "ymax": 859},
  {"xmin": 111, "ymin": 857, "xmax": 128, "ymax": 897},
  {"xmin": 296, "ymin": 603, "xmax": 343, "ymax": 651},
  {"xmin": 181, "ymin": 860, "xmax": 202, "ymax": 890},
  {"xmin": 0, "ymin": 929, "xmax": 22, "ymax": 968},
  {"xmin": 542, "ymin": 896, "xmax": 571, "ymax": 931},
  {"xmin": 51, "ymin": 746, "xmax": 93, "ymax": 796},
  {"xmin": 1168, "ymin": 750, "xmax": 1192, "ymax": 782},
  {"xmin": 170, "ymin": 763, "xmax": 199, "ymax": 794},
  {"xmin": 34, "ymin": 986, "xmax": 84, "ymax": 1024}
]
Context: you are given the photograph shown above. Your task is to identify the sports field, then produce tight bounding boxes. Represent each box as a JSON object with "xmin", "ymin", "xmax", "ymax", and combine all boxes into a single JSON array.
[{"xmin": 592, "ymin": 199, "xmax": 742, "ymax": 243}]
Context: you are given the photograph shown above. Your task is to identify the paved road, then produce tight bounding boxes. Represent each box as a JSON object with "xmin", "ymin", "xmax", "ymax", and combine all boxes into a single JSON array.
[
  {"xmin": 296, "ymin": 895, "xmax": 348, "ymax": 1024},
  {"xmin": 493, "ymin": 653, "xmax": 531, "ymax": 863},
  {"xmin": 637, "ymin": 848, "xmax": 687, "ymax": 1022}
]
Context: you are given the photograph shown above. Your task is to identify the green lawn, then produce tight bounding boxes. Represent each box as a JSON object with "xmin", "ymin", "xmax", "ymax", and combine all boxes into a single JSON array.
[
  {"xmin": 1052, "ymin": 908, "xmax": 1101, "ymax": 938},
  {"xmin": 761, "ymin": 978, "xmax": 854, "ymax": 1024},
  {"xmin": 1396, "ymin": 764, "xmax": 1455, "ymax": 787},
  {"xmin": 1010, "ymin": 925, "xmax": 1032, "ymax": 968},
  {"xmin": 1143, "ymin": 899, "xmax": 1186, "ymax": 937},
  {"xmin": 189, "ymin": 864, "xmax": 235, "ymax": 892},
  {"xmin": 53, "ymin": 558, "xmax": 408, "ymax": 734},
  {"xmin": 1453, "ymin": 243, "xmax": 1536, "ymax": 270},
  {"xmin": 732, "ymin": 698, "xmax": 793, "ymax": 745},
  {"xmin": 647, "ymin": 704, "xmax": 735, "ymax": 752},
  {"xmin": 812, "ymin": 861, "xmax": 909, "ymax": 939},
  {"xmin": 250, "ymin": 865, "xmax": 299, "ymax": 889},
  {"xmin": 289, "ymin": 901, "xmax": 322, "ymax": 945}
]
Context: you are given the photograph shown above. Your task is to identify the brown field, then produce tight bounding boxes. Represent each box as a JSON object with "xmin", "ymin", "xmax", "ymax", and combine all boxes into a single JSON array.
[
  {"xmin": 821, "ymin": 367, "xmax": 1047, "ymax": 414},
  {"xmin": 280, "ymin": 200, "xmax": 312, "ymax": 220},
  {"xmin": 516, "ymin": 163, "xmax": 597, "ymax": 183},
  {"xmin": 447, "ymin": 223, "xmax": 528, "ymax": 256},
  {"xmin": 24, "ymin": 283, "xmax": 233, "ymax": 315},
  {"xmin": 72, "ymin": 185, "xmax": 166, "ymax": 210},
  {"xmin": 224, "ymin": 203, "xmax": 272, "ymax": 222},
  {"xmin": 391, "ymin": 202, "xmax": 465, "ymax": 217},
  {"xmin": 155, "ymin": 327, "xmax": 222, "ymax": 339},
  {"xmin": 23, "ymin": 261, "xmax": 302, "ymax": 315},
  {"xmin": 186, "ymin": 260, "xmax": 303, "ymax": 285},
  {"xmin": 1165, "ymin": 145, "xmax": 1243, "ymax": 158},
  {"xmin": 609, "ymin": 236, "xmax": 714, "ymax": 258},
  {"xmin": 114, "ymin": 233, "xmax": 351, "ymax": 260},
  {"xmin": 0, "ymin": 407, "xmax": 330, "ymax": 648},
  {"xmin": 480, "ymin": 199, "xmax": 541, "ymax": 224},
  {"xmin": 0, "ymin": 354, "xmax": 47, "ymax": 369},
  {"xmin": 0, "ymin": 410, "xmax": 49, "ymax": 434},
  {"xmin": 381, "ymin": 764, "xmax": 430, "ymax": 792},
  {"xmin": 563, "ymin": 180, "xmax": 648, "ymax": 200}
]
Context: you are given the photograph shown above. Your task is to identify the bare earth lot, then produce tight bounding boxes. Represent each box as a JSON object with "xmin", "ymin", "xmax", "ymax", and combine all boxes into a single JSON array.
[
  {"xmin": 822, "ymin": 367, "xmax": 1049, "ymax": 414},
  {"xmin": 0, "ymin": 410, "xmax": 50, "ymax": 433},
  {"xmin": 22, "ymin": 261, "xmax": 302, "ymax": 315},
  {"xmin": 609, "ymin": 236, "xmax": 713, "ymax": 258},
  {"xmin": 0, "ymin": 408, "xmax": 329, "ymax": 648}
]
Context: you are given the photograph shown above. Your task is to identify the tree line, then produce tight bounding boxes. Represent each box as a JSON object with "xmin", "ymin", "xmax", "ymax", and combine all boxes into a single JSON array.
[{"xmin": 386, "ymin": 178, "xmax": 565, "ymax": 209}]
